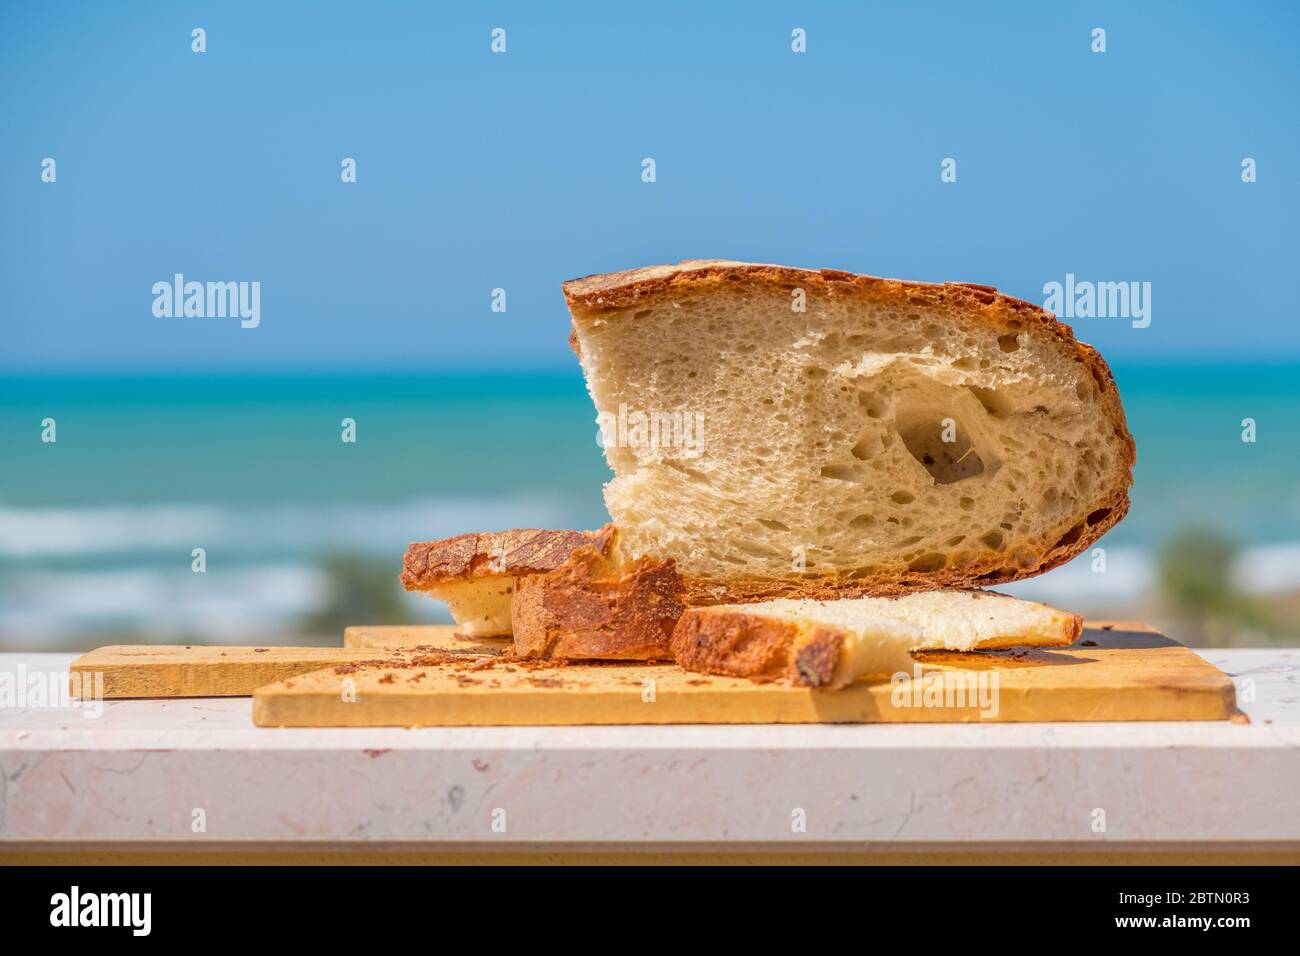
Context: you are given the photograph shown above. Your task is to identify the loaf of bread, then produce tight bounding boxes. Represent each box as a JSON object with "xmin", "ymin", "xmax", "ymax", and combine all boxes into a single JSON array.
[
  {"xmin": 671, "ymin": 590, "xmax": 1082, "ymax": 688},
  {"xmin": 511, "ymin": 546, "xmax": 683, "ymax": 660},
  {"xmin": 400, "ymin": 526, "xmax": 617, "ymax": 636},
  {"xmin": 564, "ymin": 260, "xmax": 1135, "ymax": 604}
]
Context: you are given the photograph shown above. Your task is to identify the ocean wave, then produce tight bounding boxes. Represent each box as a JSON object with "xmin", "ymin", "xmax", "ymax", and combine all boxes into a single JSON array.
[
  {"xmin": 0, "ymin": 564, "xmax": 448, "ymax": 644},
  {"xmin": 1231, "ymin": 543, "xmax": 1300, "ymax": 595},
  {"xmin": 938, "ymin": 542, "xmax": 1300, "ymax": 607},
  {"xmin": 997, "ymin": 547, "xmax": 1155, "ymax": 606},
  {"xmin": 5, "ymin": 531, "xmax": 1300, "ymax": 646},
  {"xmin": 0, "ymin": 497, "xmax": 596, "ymax": 558},
  {"xmin": 0, "ymin": 564, "xmax": 327, "ymax": 642}
]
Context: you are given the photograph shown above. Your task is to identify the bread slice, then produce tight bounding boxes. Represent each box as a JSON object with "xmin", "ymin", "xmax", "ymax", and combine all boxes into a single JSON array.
[
  {"xmin": 671, "ymin": 590, "xmax": 1082, "ymax": 688},
  {"xmin": 400, "ymin": 526, "xmax": 617, "ymax": 636},
  {"xmin": 563, "ymin": 260, "xmax": 1135, "ymax": 604},
  {"xmin": 511, "ymin": 546, "xmax": 683, "ymax": 660}
]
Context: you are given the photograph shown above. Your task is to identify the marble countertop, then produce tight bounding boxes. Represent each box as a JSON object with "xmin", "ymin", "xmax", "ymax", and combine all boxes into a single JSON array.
[{"xmin": 2, "ymin": 649, "xmax": 1298, "ymax": 850}]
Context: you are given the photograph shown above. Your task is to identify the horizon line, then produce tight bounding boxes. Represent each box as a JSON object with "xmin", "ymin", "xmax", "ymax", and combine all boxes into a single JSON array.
[{"xmin": 4, "ymin": 356, "xmax": 1300, "ymax": 378}]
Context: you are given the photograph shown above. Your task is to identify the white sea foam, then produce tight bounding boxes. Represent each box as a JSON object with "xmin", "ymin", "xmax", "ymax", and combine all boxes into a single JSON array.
[
  {"xmin": 966, "ymin": 541, "xmax": 1300, "ymax": 609},
  {"xmin": 3, "ymin": 501, "xmax": 1297, "ymax": 645},
  {"xmin": 997, "ymin": 547, "xmax": 1154, "ymax": 607},
  {"xmin": 0, "ymin": 565, "xmax": 326, "ymax": 642},
  {"xmin": 0, "ymin": 564, "xmax": 449, "ymax": 645},
  {"xmin": 0, "ymin": 497, "xmax": 584, "ymax": 645},
  {"xmin": 0, "ymin": 497, "xmax": 585, "ymax": 557},
  {"xmin": 1232, "ymin": 543, "xmax": 1300, "ymax": 595}
]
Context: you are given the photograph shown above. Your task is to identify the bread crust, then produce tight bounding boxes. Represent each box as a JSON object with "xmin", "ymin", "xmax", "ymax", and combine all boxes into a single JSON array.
[
  {"xmin": 670, "ymin": 591, "xmax": 1084, "ymax": 688},
  {"xmin": 670, "ymin": 608, "xmax": 819, "ymax": 684},
  {"xmin": 511, "ymin": 546, "xmax": 685, "ymax": 661},
  {"xmin": 671, "ymin": 609, "xmax": 784, "ymax": 683},
  {"xmin": 400, "ymin": 525, "xmax": 617, "ymax": 591},
  {"xmin": 564, "ymin": 260, "xmax": 1135, "ymax": 602}
]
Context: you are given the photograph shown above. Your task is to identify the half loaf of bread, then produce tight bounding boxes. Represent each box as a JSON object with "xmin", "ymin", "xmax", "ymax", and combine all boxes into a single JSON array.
[{"xmin": 564, "ymin": 260, "xmax": 1135, "ymax": 604}]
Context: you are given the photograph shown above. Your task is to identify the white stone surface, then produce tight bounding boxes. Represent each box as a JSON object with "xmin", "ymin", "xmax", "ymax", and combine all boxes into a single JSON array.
[{"xmin": 1, "ymin": 649, "xmax": 1298, "ymax": 848}]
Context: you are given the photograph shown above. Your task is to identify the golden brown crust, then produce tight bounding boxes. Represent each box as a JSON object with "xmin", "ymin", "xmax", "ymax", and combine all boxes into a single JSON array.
[
  {"xmin": 668, "ymin": 611, "xmax": 846, "ymax": 688},
  {"xmin": 511, "ymin": 546, "xmax": 684, "ymax": 661},
  {"xmin": 790, "ymin": 626, "xmax": 844, "ymax": 687},
  {"xmin": 563, "ymin": 260, "xmax": 1053, "ymax": 319},
  {"xmin": 400, "ymin": 525, "xmax": 616, "ymax": 591},
  {"xmin": 564, "ymin": 260, "xmax": 1136, "ymax": 601},
  {"xmin": 669, "ymin": 608, "xmax": 812, "ymax": 684},
  {"xmin": 670, "ymin": 591, "xmax": 1082, "ymax": 688}
]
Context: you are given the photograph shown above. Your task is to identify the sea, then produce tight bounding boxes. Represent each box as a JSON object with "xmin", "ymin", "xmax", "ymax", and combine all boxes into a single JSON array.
[{"xmin": 2, "ymin": 364, "xmax": 1297, "ymax": 649}]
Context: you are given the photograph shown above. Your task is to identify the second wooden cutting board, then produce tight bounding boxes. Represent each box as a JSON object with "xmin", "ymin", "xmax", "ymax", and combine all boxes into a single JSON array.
[{"xmin": 70, "ymin": 645, "xmax": 406, "ymax": 698}]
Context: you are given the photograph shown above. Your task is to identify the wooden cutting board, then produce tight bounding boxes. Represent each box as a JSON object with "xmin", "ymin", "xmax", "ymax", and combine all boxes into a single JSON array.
[
  {"xmin": 344, "ymin": 625, "xmax": 508, "ymax": 654},
  {"xmin": 69, "ymin": 645, "xmax": 413, "ymax": 698},
  {"xmin": 69, "ymin": 632, "xmax": 504, "ymax": 698},
  {"xmin": 252, "ymin": 623, "xmax": 1239, "ymax": 726}
]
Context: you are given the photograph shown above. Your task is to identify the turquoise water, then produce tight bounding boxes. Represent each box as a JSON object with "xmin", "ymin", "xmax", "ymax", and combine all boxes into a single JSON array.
[
  {"xmin": 3, "ymin": 364, "xmax": 1297, "ymax": 539},
  {"xmin": 0, "ymin": 371, "xmax": 608, "ymax": 513},
  {"xmin": 1, "ymin": 365, "xmax": 1297, "ymax": 645},
  {"xmin": 1109, "ymin": 363, "xmax": 1300, "ymax": 547}
]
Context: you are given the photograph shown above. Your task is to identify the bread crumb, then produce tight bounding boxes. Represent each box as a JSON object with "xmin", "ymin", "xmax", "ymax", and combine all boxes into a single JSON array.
[{"xmin": 526, "ymin": 676, "xmax": 564, "ymax": 688}]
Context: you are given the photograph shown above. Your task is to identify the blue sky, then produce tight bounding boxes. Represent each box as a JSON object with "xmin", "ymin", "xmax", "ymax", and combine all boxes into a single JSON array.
[{"xmin": 2, "ymin": 1, "xmax": 1297, "ymax": 370}]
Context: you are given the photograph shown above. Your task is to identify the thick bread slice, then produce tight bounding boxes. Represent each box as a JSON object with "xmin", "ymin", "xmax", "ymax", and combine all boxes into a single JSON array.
[
  {"xmin": 671, "ymin": 590, "xmax": 1082, "ymax": 688},
  {"xmin": 401, "ymin": 525, "xmax": 617, "ymax": 637},
  {"xmin": 564, "ymin": 261, "xmax": 1135, "ymax": 604},
  {"xmin": 511, "ymin": 546, "xmax": 684, "ymax": 660}
]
